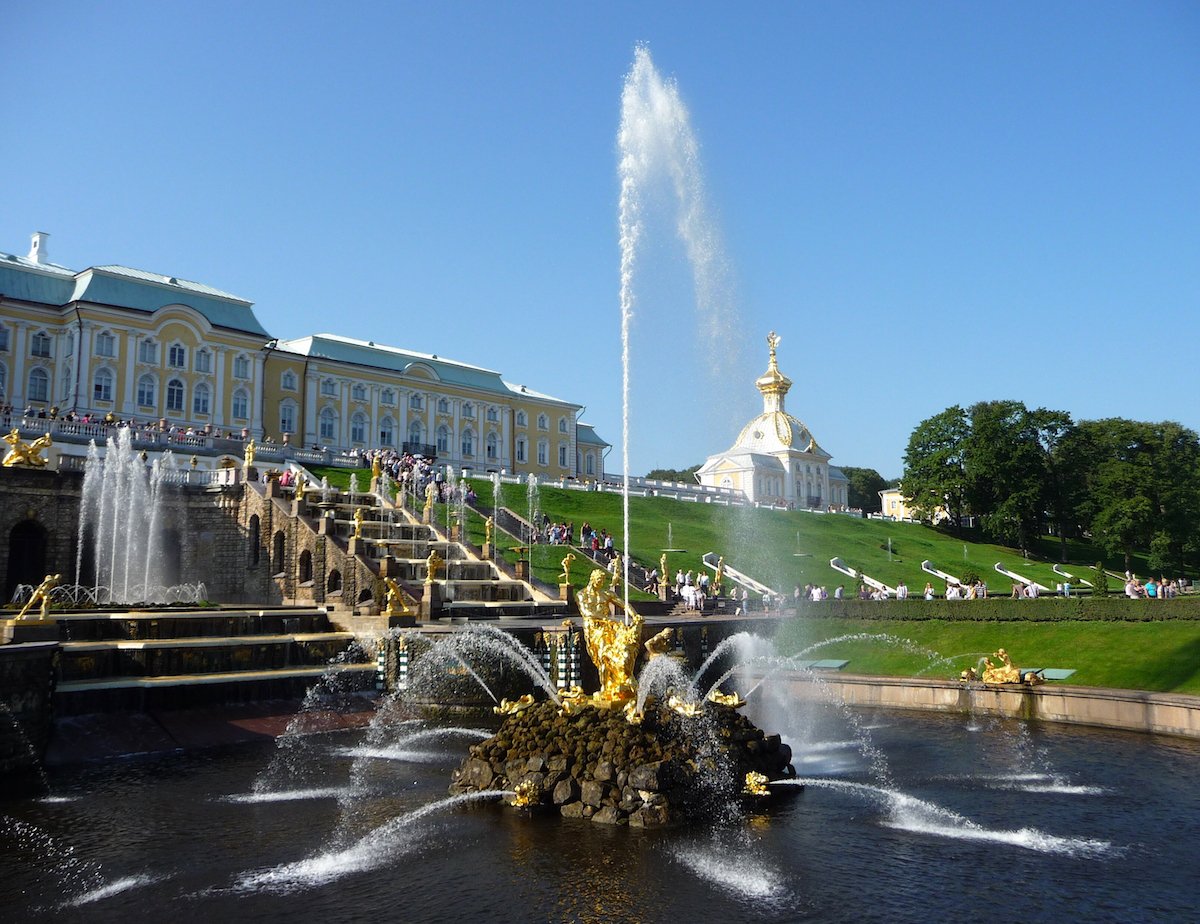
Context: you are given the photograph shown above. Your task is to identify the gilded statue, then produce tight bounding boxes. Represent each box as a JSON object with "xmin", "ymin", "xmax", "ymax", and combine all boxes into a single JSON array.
[
  {"xmin": 558, "ymin": 552, "xmax": 576, "ymax": 585},
  {"xmin": 659, "ymin": 552, "xmax": 668, "ymax": 586},
  {"xmin": 577, "ymin": 568, "xmax": 644, "ymax": 705},
  {"xmin": 3, "ymin": 429, "xmax": 52, "ymax": 468},
  {"xmin": 383, "ymin": 577, "xmax": 416, "ymax": 616},
  {"xmin": 371, "ymin": 454, "xmax": 382, "ymax": 480},
  {"xmin": 353, "ymin": 508, "xmax": 364, "ymax": 539},
  {"xmin": 295, "ymin": 474, "xmax": 307, "ymax": 500},
  {"xmin": 243, "ymin": 438, "xmax": 255, "ymax": 468},
  {"xmin": 16, "ymin": 573, "xmax": 60, "ymax": 620},
  {"xmin": 981, "ymin": 648, "xmax": 1021, "ymax": 684},
  {"xmin": 485, "ymin": 516, "xmax": 494, "ymax": 547},
  {"xmin": 766, "ymin": 330, "xmax": 782, "ymax": 371},
  {"xmin": 425, "ymin": 548, "xmax": 444, "ymax": 584},
  {"xmin": 714, "ymin": 555, "xmax": 725, "ymax": 595},
  {"xmin": 644, "ymin": 627, "xmax": 675, "ymax": 659},
  {"xmin": 424, "ymin": 481, "xmax": 437, "ymax": 517}
]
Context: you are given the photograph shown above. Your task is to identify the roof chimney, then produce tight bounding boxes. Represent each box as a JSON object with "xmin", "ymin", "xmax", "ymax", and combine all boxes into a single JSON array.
[{"xmin": 27, "ymin": 231, "xmax": 49, "ymax": 264}]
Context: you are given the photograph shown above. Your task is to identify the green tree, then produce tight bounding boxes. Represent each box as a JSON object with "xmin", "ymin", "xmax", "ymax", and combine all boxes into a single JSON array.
[
  {"xmin": 645, "ymin": 464, "xmax": 701, "ymax": 483},
  {"xmin": 840, "ymin": 466, "xmax": 890, "ymax": 513},
  {"xmin": 902, "ymin": 405, "xmax": 969, "ymax": 534}
]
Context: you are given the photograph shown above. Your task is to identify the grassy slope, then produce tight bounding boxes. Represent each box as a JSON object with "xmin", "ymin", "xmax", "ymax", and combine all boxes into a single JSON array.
[{"xmin": 310, "ymin": 466, "xmax": 1200, "ymax": 693}]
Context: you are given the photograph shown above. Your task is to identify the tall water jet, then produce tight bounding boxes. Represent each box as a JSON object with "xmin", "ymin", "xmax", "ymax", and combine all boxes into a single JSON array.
[
  {"xmin": 77, "ymin": 428, "xmax": 185, "ymax": 604},
  {"xmin": 617, "ymin": 45, "xmax": 743, "ymax": 615}
]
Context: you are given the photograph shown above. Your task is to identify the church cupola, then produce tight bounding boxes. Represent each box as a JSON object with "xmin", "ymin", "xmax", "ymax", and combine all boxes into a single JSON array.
[{"xmin": 755, "ymin": 330, "xmax": 792, "ymax": 414}]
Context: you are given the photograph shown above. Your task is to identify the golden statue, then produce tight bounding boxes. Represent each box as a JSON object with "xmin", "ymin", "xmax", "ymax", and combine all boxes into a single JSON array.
[
  {"xmin": 577, "ymin": 568, "xmax": 644, "ymax": 705},
  {"xmin": 494, "ymin": 693, "xmax": 535, "ymax": 715},
  {"xmin": 425, "ymin": 548, "xmax": 444, "ymax": 584},
  {"xmin": 708, "ymin": 689, "xmax": 746, "ymax": 708},
  {"xmin": 766, "ymin": 330, "xmax": 782, "ymax": 371},
  {"xmin": 3, "ymin": 429, "xmax": 52, "ymax": 468},
  {"xmin": 743, "ymin": 771, "xmax": 770, "ymax": 797},
  {"xmin": 383, "ymin": 577, "xmax": 416, "ymax": 617},
  {"xmin": 509, "ymin": 778, "xmax": 540, "ymax": 808},
  {"xmin": 16, "ymin": 573, "xmax": 60, "ymax": 620},
  {"xmin": 371, "ymin": 454, "xmax": 382, "ymax": 479},
  {"xmin": 296, "ymin": 474, "xmax": 307, "ymax": 500},
  {"xmin": 485, "ymin": 516, "xmax": 494, "ymax": 547},
  {"xmin": 559, "ymin": 552, "xmax": 576, "ymax": 585},
  {"xmin": 424, "ymin": 481, "xmax": 437, "ymax": 518},
  {"xmin": 981, "ymin": 648, "xmax": 1021, "ymax": 684},
  {"xmin": 644, "ymin": 627, "xmax": 675, "ymax": 658},
  {"xmin": 714, "ymin": 556, "xmax": 725, "ymax": 595},
  {"xmin": 353, "ymin": 508, "xmax": 364, "ymax": 539},
  {"xmin": 659, "ymin": 552, "xmax": 668, "ymax": 585},
  {"xmin": 243, "ymin": 438, "xmax": 256, "ymax": 468}
]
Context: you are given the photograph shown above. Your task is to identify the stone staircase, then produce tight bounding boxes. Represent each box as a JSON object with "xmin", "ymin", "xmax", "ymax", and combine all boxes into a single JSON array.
[{"xmin": 52, "ymin": 607, "xmax": 375, "ymax": 714}]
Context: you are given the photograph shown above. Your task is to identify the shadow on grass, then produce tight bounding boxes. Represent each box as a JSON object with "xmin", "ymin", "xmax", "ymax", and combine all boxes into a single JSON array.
[{"xmin": 1146, "ymin": 634, "xmax": 1200, "ymax": 694}]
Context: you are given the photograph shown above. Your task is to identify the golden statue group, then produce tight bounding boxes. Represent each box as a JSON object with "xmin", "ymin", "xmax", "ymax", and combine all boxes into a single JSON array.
[{"xmin": 3, "ymin": 429, "xmax": 52, "ymax": 468}]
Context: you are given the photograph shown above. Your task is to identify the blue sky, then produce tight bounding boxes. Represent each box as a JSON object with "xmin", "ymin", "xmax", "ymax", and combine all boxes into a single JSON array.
[{"xmin": 4, "ymin": 2, "xmax": 1197, "ymax": 479}]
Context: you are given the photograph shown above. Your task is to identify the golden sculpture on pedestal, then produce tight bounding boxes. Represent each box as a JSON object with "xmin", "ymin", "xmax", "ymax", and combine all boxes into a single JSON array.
[
  {"xmin": 16, "ymin": 573, "xmax": 60, "ymax": 620},
  {"xmin": 243, "ymin": 438, "xmax": 255, "ymax": 469},
  {"xmin": 714, "ymin": 556, "xmax": 725, "ymax": 595},
  {"xmin": 425, "ymin": 548, "xmax": 444, "ymax": 584},
  {"xmin": 981, "ymin": 648, "xmax": 1021, "ymax": 684},
  {"xmin": 3, "ymin": 429, "xmax": 52, "ymax": 468},
  {"xmin": 424, "ymin": 481, "xmax": 437, "ymax": 520},
  {"xmin": 643, "ymin": 627, "xmax": 675, "ymax": 658},
  {"xmin": 353, "ymin": 508, "xmax": 364, "ymax": 539},
  {"xmin": 485, "ymin": 516, "xmax": 494, "ymax": 548},
  {"xmin": 577, "ymin": 568, "xmax": 644, "ymax": 706},
  {"xmin": 558, "ymin": 552, "xmax": 576, "ymax": 585},
  {"xmin": 371, "ymin": 455, "xmax": 382, "ymax": 480}
]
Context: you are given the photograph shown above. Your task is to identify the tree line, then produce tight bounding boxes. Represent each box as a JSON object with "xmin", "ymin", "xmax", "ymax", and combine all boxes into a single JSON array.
[{"xmin": 902, "ymin": 400, "xmax": 1200, "ymax": 571}]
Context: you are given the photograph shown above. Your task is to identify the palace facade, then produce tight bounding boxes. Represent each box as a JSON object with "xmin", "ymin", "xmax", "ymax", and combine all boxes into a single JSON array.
[{"xmin": 0, "ymin": 232, "xmax": 608, "ymax": 479}]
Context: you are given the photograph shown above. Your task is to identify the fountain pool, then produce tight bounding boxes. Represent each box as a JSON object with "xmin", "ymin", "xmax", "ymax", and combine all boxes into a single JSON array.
[{"xmin": 3, "ymin": 705, "xmax": 1198, "ymax": 922}]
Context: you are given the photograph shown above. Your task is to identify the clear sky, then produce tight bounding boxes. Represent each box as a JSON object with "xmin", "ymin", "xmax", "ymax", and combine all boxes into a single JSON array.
[{"xmin": 5, "ymin": 2, "xmax": 1197, "ymax": 479}]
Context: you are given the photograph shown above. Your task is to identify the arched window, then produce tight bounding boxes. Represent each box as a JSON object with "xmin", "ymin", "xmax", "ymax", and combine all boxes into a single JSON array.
[
  {"xmin": 168, "ymin": 342, "xmax": 187, "ymax": 368},
  {"xmin": 558, "ymin": 443, "xmax": 567, "ymax": 467},
  {"xmin": 298, "ymin": 549, "xmax": 313, "ymax": 584},
  {"xmin": 319, "ymin": 407, "xmax": 337, "ymax": 441},
  {"xmin": 537, "ymin": 414, "xmax": 548, "ymax": 430},
  {"xmin": 516, "ymin": 436, "xmax": 527, "ymax": 463},
  {"xmin": 231, "ymin": 388, "xmax": 249, "ymax": 420},
  {"xmin": 461, "ymin": 428, "xmax": 474, "ymax": 457},
  {"xmin": 585, "ymin": 452, "xmax": 595, "ymax": 475},
  {"xmin": 281, "ymin": 369, "xmax": 297, "ymax": 391},
  {"xmin": 93, "ymin": 367, "xmax": 114, "ymax": 404},
  {"xmin": 515, "ymin": 410, "xmax": 527, "ymax": 427},
  {"xmin": 166, "ymin": 378, "xmax": 185, "ymax": 412},
  {"xmin": 486, "ymin": 431, "xmax": 498, "ymax": 460},
  {"xmin": 327, "ymin": 570, "xmax": 342, "ymax": 593},
  {"xmin": 379, "ymin": 415, "xmax": 394, "ymax": 446},
  {"xmin": 486, "ymin": 406, "xmax": 498, "ymax": 422},
  {"xmin": 193, "ymin": 382, "xmax": 211, "ymax": 415},
  {"xmin": 272, "ymin": 531, "xmax": 285, "ymax": 573},
  {"xmin": 136, "ymin": 373, "xmax": 156, "ymax": 407},
  {"xmin": 408, "ymin": 420, "xmax": 423, "ymax": 445},
  {"xmin": 351, "ymin": 412, "xmax": 366, "ymax": 444},
  {"xmin": 462, "ymin": 402, "xmax": 474, "ymax": 419},
  {"xmin": 248, "ymin": 514, "xmax": 260, "ymax": 566},
  {"xmin": 94, "ymin": 330, "xmax": 115, "ymax": 357},
  {"xmin": 195, "ymin": 348, "xmax": 212, "ymax": 373},
  {"xmin": 28, "ymin": 368, "xmax": 49, "ymax": 402},
  {"xmin": 279, "ymin": 401, "xmax": 297, "ymax": 435},
  {"xmin": 436, "ymin": 425, "xmax": 450, "ymax": 453},
  {"xmin": 537, "ymin": 439, "xmax": 548, "ymax": 466},
  {"xmin": 559, "ymin": 416, "xmax": 568, "ymax": 433}
]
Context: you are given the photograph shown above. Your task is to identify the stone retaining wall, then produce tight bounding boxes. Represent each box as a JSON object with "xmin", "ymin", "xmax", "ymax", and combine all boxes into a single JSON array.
[{"xmin": 776, "ymin": 672, "xmax": 1200, "ymax": 738}]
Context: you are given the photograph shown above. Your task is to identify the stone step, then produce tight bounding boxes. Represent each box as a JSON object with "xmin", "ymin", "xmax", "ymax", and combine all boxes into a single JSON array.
[
  {"xmin": 60, "ymin": 631, "xmax": 355, "ymax": 652},
  {"xmin": 56, "ymin": 662, "xmax": 376, "ymax": 693}
]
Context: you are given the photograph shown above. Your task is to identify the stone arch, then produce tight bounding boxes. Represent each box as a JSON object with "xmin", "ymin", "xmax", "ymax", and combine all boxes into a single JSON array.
[
  {"xmin": 327, "ymin": 569, "xmax": 342, "ymax": 593},
  {"xmin": 272, "ymin": 530, "xmax": 286, "ymax": 574},
  {"xmin": 298, "ymin": 549, "xmax": 313, "ymax": 584},
  {"xmin": 6, "ymin": 519, "xmax": 48, "ymax": 600},
  {"xmin": 358, "ymin": 587, "xmax": 373, "ymax": 603},
  {"xmin": 248, "ymin": 514, "xmax": 261, "ymax": 566}
]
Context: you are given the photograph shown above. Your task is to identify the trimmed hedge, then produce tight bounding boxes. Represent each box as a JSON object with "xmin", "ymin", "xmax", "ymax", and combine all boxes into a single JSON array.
[{"xmin": 800, "ymin": 596, "xmax": 1200, "ymax": 623}]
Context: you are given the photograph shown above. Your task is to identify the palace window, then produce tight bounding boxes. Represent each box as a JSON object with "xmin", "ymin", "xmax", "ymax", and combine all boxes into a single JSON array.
[
  {"xmin": 461, "ymin": 428, "xmax": 474, "ymax": 457},
  {"xmin": 436, "ymin": 425, "xmax": 450, "ymax": 453},
  {"xmin": 279, "ymin": 402, "xmax": 297, "ymax": 435},
  {"xmin": 379, "ymin": 415, "xmax": 394, "ymax": 446},
  {"xmin": 515, "ymin": 410, "xmax": 527, "ymax": 427},
  {"xmin": 28, "ymin": 368, "xmax": 49, "ymax": 402},
  {"xmin": 486, "ymin": 406, "xmax": 498, "ymax": 423},
  {"xmin": 437, "ymin": 398, "xmax": 450, "ymax": 414},
  {"xmin": 281, "ymin": 370, "xmax": 297, "ymax": 391},
  {"xmin": 516, "ymin": 437, "xmax": 526, "ymax": 463},
  {"xmin": 351, "ymin": 383, "xmax": 367, "ymax": 402},
  {"xmin": 319, "ymin": 407, "xmax": 337, "ymax": 441},
  {"xmin": 558, "ymin": 444, "xmax": 568, "ymax": 467},
  {"xmin": 408, "ymin": 420, "xmax": 423, "ymax": 445},
  {"xmin": 95, "ymin": 330, "xmax": 115, "ymax": 357},
  {"xmin": 585, "ymin": 453, "xmax": 595, "ymax": 475},
  {"xmin": 462, "ymin": 402, "xmax": 474, "ymax": 419},
  {"xmin": 31, "ymin": 331, "xmax": 52, "ymax": 358},
  {"xmin": 231, "ymin": 388, "xmax": 249, "ymax": 420},
  {"xmin": 409, "ymin": 394, "xmax": 423, "ymax": 411},
  {"xmin": 137, "ymin": 373, "xmax": 156, "ymax": 407},
  {"xmin": 64, "ymin": 333, "xmax": 74, "ymax": 357},
  {"xmin": 163, "ymin": 376, "xmax": 183, "ymax": 413},
  {"xmin": 193, "ymin": 382, "xmax": 211, "ymax": 415},
  {"xmin": 537, "ymin": 440, "xmax": 548, "ymax": 466},
  {"xmin": 321, "ymin": 378, "xmax": 337, "ymax": 397},
  {"xmin": 380, "ymin": 388, "xmax": 395, "ymax": 406},
  {"xmin": 168, "ymin": 343, "xmax": 187, "ymax": 368},
  {"xmin": 0, "ymin": 363, "xmax": 7, "ymax": 399},
  {"xmin": 138, "ymin": 340, "xmax": 157, "ymax": 364},
  {"xmin": 233, "ymin": 354, "xmax": 250, "ymax": 379},
  {"xmin": 559, "ymin": 417, "xmax": 567, "ymax": 433},
  {"xmin": 351, "ymin": 412, "xmax": 367, "ymax": 444},
  {"xmin": 195, "ymin": 348, "xmax": 212, "ymax": 373},
  {"xmin": 0, "ymin": 325, "xmax": 9, "ymax": 352},
  {"xmin": 486, "ymin": 431, "xmax": 498, "ymax": 460},
  {"xmin": 537, "ymin": 414, "xmax": 548, "ymax": 430}
]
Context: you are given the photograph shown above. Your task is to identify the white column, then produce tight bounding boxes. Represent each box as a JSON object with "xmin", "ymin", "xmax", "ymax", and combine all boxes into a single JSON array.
[
  {"xmin": 212, "ymin": 347, "xmax": 227, "ymax": 428},
  {"xmin": 122, "ymin": 332, "xmax": 137, "ymax": 412},
  {"xmin": 76, "ymin": 321, "xmax": 92, "ymax": 412},
  {"xmin": 304, "ymin": 372, "xmax": 319, "ymax": 447},
  {"xmin": 339, "ymin": 379, "xmax": 350, "ymax": 450},
  {"xmin": 10, "ymin": 323, "xmax": 27, "ymax": 407},
  {"xmin": 251, "ymin": 350, "xmax": 265, "ymax": 438}
]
